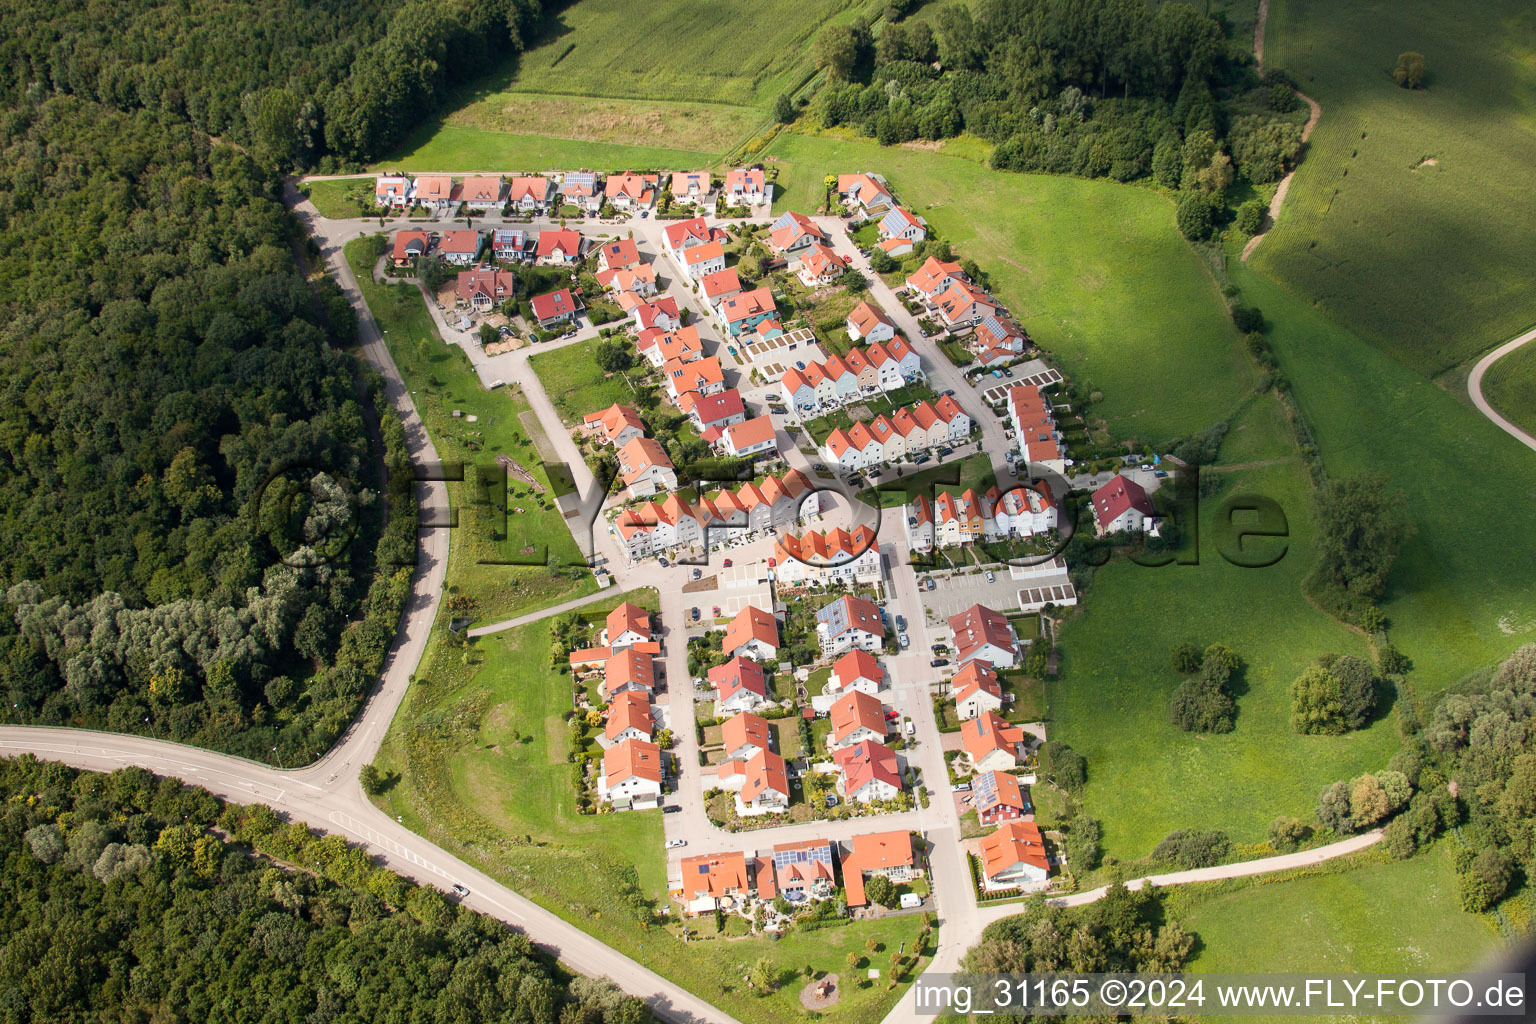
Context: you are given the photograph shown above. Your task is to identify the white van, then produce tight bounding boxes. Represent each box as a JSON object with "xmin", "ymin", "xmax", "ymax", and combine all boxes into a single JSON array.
[{"xmin": 899, "ymin": 893, "xmax": 923, "ymax": 909}]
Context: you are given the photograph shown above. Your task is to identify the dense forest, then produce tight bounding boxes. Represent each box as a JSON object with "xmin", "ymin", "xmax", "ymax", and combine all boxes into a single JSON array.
[
  {"xmin": 0, "ymin": 0, "xmax": 549, "ymax": 760},
  {"xmin": 0, "ymin": 757, "xmax": 653, "ymax": 1024},
  {"xmin": 809, "ymin": 0, "xmax": 1307, "ymax": 235}
]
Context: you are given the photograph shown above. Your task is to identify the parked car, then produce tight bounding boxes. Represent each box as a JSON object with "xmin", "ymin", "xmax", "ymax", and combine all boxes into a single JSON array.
[
  {"xmin": 658, "ymin": 556, "xmax": 669, "ymax": 567},
  {"xmin": 691, "ymin": 607, "xmax": 700, "ymax": 621},
  {"xmin": 913, "ymin": 454, "xmax": 930, "ymax": 465},
  {"xmin": 1002, "ymin": 367, "xmax": 1014, "ymax": 378},
  {"xmin": 905, "ymin": 720, "xmax": 916, "ymax": 736},
  {"xmin": 924, "ymin": 578, "xmax": 936, "ymax": 591},
  {"xmin": 986, "ymin": 571, "xmax": 996, "ymax": 583},
  {"xmin": 939, "ymin": 389, "xmax": 955, "ymax": 397},
  {"xmin": 722, "ymin": 558, "xmax": 733, "ymax": 568},
  {"xmin": 665, "ymin": 839, "xmax": 687, "ymax": 849},
  {"xmin": 765, "ymin": 394, "xmax": 781, "ymax": 403},
  {"xmin": 896, "ymin": 614, "xmax": 907, "ymax": 631},
  {"xmin": 663, "ymin": 805, "xmax": 681, "ymax": 814},
  {"xmin": 899, "ymin": 633, "xmax": 910, "ymax": 649},
  {"xmin": 930, "ymin": 658, "xmax": 949, "ymax": 668},
  {"xmin": 938, "ymin": 447, "xmax": 953, "ymax": 457},
  {"xmin": 711, "ymin": 606, "xmax": 721, "ymax": 617},
  {"xmin": 931, "ymin": 644, "xmax": 948, "ymax": 654},
  {"xmin": 691, "ymin": 568, "xmax": 701, "ymax": 580},
  {"xmin": 953, "ymin": 782, "xmax": 971, "ymax": 792}
]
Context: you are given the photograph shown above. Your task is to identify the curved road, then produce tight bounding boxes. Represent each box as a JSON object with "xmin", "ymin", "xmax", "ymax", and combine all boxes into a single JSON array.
[{"xmin": 1468, "ymin": 327, "xmax": 1536, "ymax": 453}]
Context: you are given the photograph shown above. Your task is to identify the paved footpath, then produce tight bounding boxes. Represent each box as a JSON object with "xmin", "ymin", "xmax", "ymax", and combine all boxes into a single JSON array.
[{"xmin": 1468, "ymin": 327, "xmax": 1536, "ymax": 453}]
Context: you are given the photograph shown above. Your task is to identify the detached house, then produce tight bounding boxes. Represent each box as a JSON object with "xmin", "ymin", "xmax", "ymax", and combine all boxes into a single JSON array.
[
  {"xmin": 617, "ymin": 436, "xmax": 677, "ymax": 498},
  {"xmin": 601, "ymin": 648, "xmax": 656, "ymax": 701},
  {"xmin": 841, "ymin": 830, "xmax": 918, "ymax": 908},
  {"xmin": 638, "ymin": 324, "xmax": 704, "ymax": 368},
  {"xmin": 438, "ymin": 230, "xmax": 482, "ymax": 266},
  {"xmin": 605, "ymin": 172, "xmax": 659, "ymax": 210},
  {"xmin": 724, "ymin": 167, "xmax": 768, "ymax": 206},
  {"xmin": 836, "ymin": 173, "xmax": 896, "ymax": 216},
  {"xmin": 816, "ymin": 595, "xmax": 885, "ymax": 655},
  {"xmin": 536, "ymin": 229, "xmax": 584, "ymax": 265},
  {"xmin": 717, "ymin": 750, "xmax": 790, "ymax": 816},
  {"xmin": 934, "ymin": 279, "xmax": 998, "ymax": 328},
  {"xmin": 634, "ymin": 296, "xmax": 682, "ymax": 333},
  {"xmin": 599, "ymin": 737, "xmax": 663, "ymax": 810},
  {"xmin": 663, "ymin": 216, "xmax": 717, "ymax": 260},
  {"xmin": 972, "ymin": 315, "xmax": 1028, "ymax": 367},
  {"xmin": 560, "ymin": 170, "xmax": 601, "ymax": 213},
  {"xmin": 680, "ymin": 388, "xmax": 746, "ymax": 433},
  {"xmin": 1091, "ymin": 474, "xmax": 1158, "ymax": 537},
  {"xmin": 905, "ymin": 257, "xmax": 967, "ymax": 302},
  {"xmin": 952, "ymin": 661, "xmax": 1005, "ymax": 720},
  {"xmin": 717, "ymin": 287, "xmax": 777, "ymax": 337},
  {"xmin": 670, "ymin": 171, "xmax": 713, "ymax": 205},
  {"xmin": 376, "ymin": 176, "xmax": 411, "ymax": 209},
  {"xmin": 675, "ymin": 853, "xmax": 751, "ymax": 914},
  {"xmin": 962, "ymin": 711, "xmax": 1026, "ymax": 773},
  {"xmin": 770, "ymin": 840, "xmax": 837, "ymax": 898},
  {"xmin": 664, "ymin": 355, "xmax": 725, "ymax": 402},
  {"xmin": 978, "ymin": 820, "xmax": 1050, "ymax": 889},
  {"xmin": 948, "ymin": 604, "xmax": 1020, "ymax": 669},
  {"xmin": 606, "ymin": 602, "xmax": 652, "ymax": 649},
  {"xmin": 846, "ymin": 301, "xmax": 896, "ymax": 344},
  {"xmin": 722, "ymin": 606, "xmax": 780, "ymax": 662},
  {"xmin": 455, "ymin": 266, "xmax": 516, "ymax": 312},
  {"xmin": 493, "ymin": 228, "xmax": 531, "ymax": 262},
  {"xmin": 710, "ymin": 656, "xmax": 774, "ymax": 713},
  {"xmin": 506, "ymin": 176, "xmax": 552, "ymax": 213},
  {"xmin": 797, "ymin": 243, "xmax": 845, "ymax": 287},
  {"xmin": 605, "ymin": 691, "xmax": 655, "ymax": 745},
  {"xmin": 768, "ymin": 211, "xmax": 827, "ymax": 256},
  {"xmin": 828, "ymin": 690, "xmax": 888, "ymax": 750},
  {"xmin": 456, "ymin": 175, "xmax": 504, "ymax": 211},
  {"xmin": 700, "ymin": 267, "xmax": 742, "ymax": 309},
  {"xmin": 583, "ymin": 402, "xmax": 646, "ymax": 448},
  {"xmin": 973, "ymin": 769, "xmax": 1030, "ymax": 825},
  {"xmin": 828, "ymin": 649, "xmax": 884, "ymax": 697},
  {"xmin": 716, "ymin": 417, "xmax": 778, "ymax": 459},
  {"xmin": 720, "ymin": 711, "xmax": 772, "ymax": 762},
  {"xmin": 530, "ymin": 288, "xmax": 580, "ymax": 328},
  {"xmin": 679, "ymin": 240, "xmax": 726, "ymax": 283},
  {"xmin": 878, "ymin": 206, "xmax": 927, "ymax": 244},
  {"xmin": 412, "ymin": 175, "xmax": 455, "ymax": 213},
  {"xmin": 391, "ymin": 230, "xmax": 430, "ymax": 267},
  {"xmin": 834, "ymin": 740, "xmax": 904, "ymax": 804},
  {"xmin": 597, "ymin": 238, "xmax": 642, "ymax": 273}
]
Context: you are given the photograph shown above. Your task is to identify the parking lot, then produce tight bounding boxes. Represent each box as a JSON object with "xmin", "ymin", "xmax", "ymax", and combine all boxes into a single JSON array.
[{"xmin": 917, "ymin": 557, "xmax": 1077, "ymax": 626}]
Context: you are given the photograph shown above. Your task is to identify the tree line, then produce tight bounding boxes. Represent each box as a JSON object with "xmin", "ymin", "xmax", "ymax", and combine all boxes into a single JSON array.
[
  {"xmin": 807, "ymin": 0, "xmax": 1308, "ymax": 235},
  {"xmin": 0, "ymin": 0, "xmax": 549, "ymax": 169},
  {"xmin": 0, "ymin": 755, "xmax": 653, "ymax": 1024}
]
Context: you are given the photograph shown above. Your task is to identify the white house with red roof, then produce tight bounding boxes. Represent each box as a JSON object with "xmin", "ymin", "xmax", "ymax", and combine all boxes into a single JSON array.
[
  {"xmin": 834, "ymin": 740, "xmax": 904, "ymax": 804},
  {"xmin": 971, "ymin": 315, "xmax": 1028, "ymax": 366},
  {"xmin": 506, "ymin": 176, "xmax": 552, "ymax": 213},
  {"xmin": 376, "ymin": 176, "xmax": 411, "ymax": 209},
  {"xmin": 437, "ymin": 230, "xmax": 482, "ymax": 266},
  {"xmin": 828, "ymin": 690, "xmax": 888, "ymax": 750},
  {"xmin": 710, "ymin": 655, "xmax": 774, "ymax": 713},
  {"xmin": 720, "ymin": 711, "xmax": 771, "ymax": 762},
  {"xmin": 535, "ymin": 229, "xmax": 584, "ymax": 265},
  {"xmin": 560, "ymin": 170, "xmax": 601, "ymax": 212},
  {"xmin": 797, "ymin": 243, "xmax": 846, "ymax": 287},
  {"xmin": 598, "ymin": 737, "xmax": 663, "ymax": 810},
  {"xmin": 664, "ymin": 355, "xmax": 725, "ymax": 402},
  {"xmin": 529, "ymin": 288, "xmax": 580, "ymax": 328},
  {"xmin": 601, "ymin": 648, "xmax": 656, "ymax": 702},
  {"xmin": 616, "ymin": 436, "xmax": 676, "ymax": 498},
  {"xmin": 391, "ymin": 230, "xmax": 431, "ymax": 267},
  {"xmin": 952, "ymin": 661, "xmax": 1005, "ymax": 720},
  {"xmin": 828, "ymin": 649, "xmax": 884, "ymax": 697},
  {"xmin": 604, "ymin": 172, "xmax": 659, "ymax": 210},
  {"xmin": 662, "ymin": 216, "xmax": 716, "ymax": 259},
  {"xmin": 1091, "ymin": 474, "xmax": 1158, "ymax": 536},
  {"xmin": 836, "ymin": 173, "xmax": 896, "ymax": 216},
  {"xmin": 597, "ymin": 238, "xmax": 641, "ymax": 273},
  {"xmin": 680, "ymin": 388, "xmax": 746, "ymax": 432},
  {"xmin": 456, "ymin": 175, "xmax": 504, "ymax": 211},
  {"xmin": 699, "ymin": 267, "xmax": 742, "ymax": 308},
  {"xmin": 878, "ymin": 206, "xmax": 927, "ymax": 243},
  {"xmin": 604, "ymin": 691, "xmax": 655, "ymax": 746},
  {"xmin": 1008, "ymin": 384, "xmax": 1066, "ymax": 475},
  {"xmin": 904, "ymin": 257, "xmax": 966, "ymax": 300},
  {"xmin": 933, "ymin": 279, "xmax": 998, "ymax": 328},
  {"xmin": 605, "ymin": 601, "xmax": 652, "ymax": 649},
  {"xmin": 948, "ymin": 604, "xmax": 1020, "ymax": 669},
  {"xmin": 846, "ymin": 301, "xmax": 896, "ymax": 344},
  {"xmin": 962, "ymin": 710, "xmax": 1027, "ymax": 773},
  {"xmin": 716, "ymin": 749, "xmax": 790, "ymax": 816},
  {"xmin": 840, "ymin": 830, "xmax": 917, "ymax": 907},
  {"xmin": 583, "ymin": 402, "xmax": 646, "ymax": 448},
  {"xmin": 455, "ymin": 266, "xmax": 517, "ymax": 311},
  {"xmin": 717, "ymin": 287, "xmax": 778, "ymax": 337},
  {"xmin": 773, "ymin": 526, "xmax": 881, "ymax": 587},
  {"xmin": 722, "ymin": 606, "xmax": 779, "ymax": 662},
  {"xmin": 816, "ymin": 595, "xmax": 885, "ymax": 655},
  {"xmin": 724, "ymin": 167, "xmax": 769, "ymax": 206},
  {"xmin": 979, "ymin": 820, "xmax": 1050, "ymax": 888},
  {"xmin": 717, "ymin": 417, "xmax": 778, "ymax": 459},
  {"xmin": 493, "ymin": 228, "xmax": 531, "ymax": 263},
  {"xmin": 637, "ymin": 324, "xmax": 702, "ymax": 367},
  {"xmin": 768, "ymin": 211, "xmax": 827, "ymax": 256},
  {"xmin": 678, "ymin": 240, "xmax": 726, "ymax": 283},
  {"xmin": 633, "ymin": 296, "xmax": 682, "ymax": 333},
  {"xmin": 412, "ymin": 175, "xmax": 455, "ymax": 213},
  {"xmin": 669, "ymin": 171, "xmax": 712, "ymax": 205}
]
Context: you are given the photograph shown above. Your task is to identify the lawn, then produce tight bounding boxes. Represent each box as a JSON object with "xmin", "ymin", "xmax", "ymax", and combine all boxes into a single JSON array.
[
  {"xmin": 306, "ymin": 179, "xmax": 375, "ymax": 219},
  {"xmin": 1048, "ymin": 459, "xmax": 1400, "ymax": 860},
  {"xmin": 1168, "ymin": 845, "xmax": 1504, "ymax": 980},
  {"xmin": 345, "ymin": 238, "xmax": 597, "ymax": 620},
  {"xmin": 528, "ymin": 336, "xmax": 646, "ymax": 425},
  {"xmin": 1253, "ymin": 0, "xmax": 1536, "ymax": 373},
  {"xmin": 763, "ymin": 132, "xmax": 1255, "ymax": 446},
  {"xmin": 371, "ymin": 600, "xmax": 929, "ymax": 1024},
  {"xmin": 431, "ymin": 93, "xmax": 762, "ymax": 156},
  {"xmin": 1231, "ymin": 259, "xmax": 1536, "ymax": 693},
  {"xmin": 863, "ymin": 453, "xmax": 996, "ymax": 508},
  {"xmin": 379, "ymin": 127, "xmax": 720, "ymax": 177},
  {"xmin": 1480, "ymin": 339, "xmax": 1536, "ymax": 439}
]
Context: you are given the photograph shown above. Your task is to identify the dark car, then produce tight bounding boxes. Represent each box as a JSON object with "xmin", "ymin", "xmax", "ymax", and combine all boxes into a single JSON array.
[
  {"xmin": 662, "ymin": 805, "xmax": 681, "ymax": 814},
  {"xmin": 691, "ymin": 607, "xmax": 700, "ymax": 621},
  {"xmin": 938, "ymin": 446, "xmax": 954, "ymax": 457},
  {"xmin": 691, "ymin": 567, "xmax": 702, "ymax": 580},
  {"xmin": 912, "ymin": 454, "xmax": 930, "ymax": 465},
  {"xmin": 896, "ymin": 615, "xmax": 907, "ymax": 631},
  {"xmin": 930, "ymin": 658, "xmax": 949, "ymax": 668}
]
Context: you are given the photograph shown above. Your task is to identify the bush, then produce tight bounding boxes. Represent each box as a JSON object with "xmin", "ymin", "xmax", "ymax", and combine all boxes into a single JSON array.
[
  {"xmin": 1459, "ymin": 848, "xmax": 1513, "ymax": 912},
  {"xmin": 1176, "ymin": 191, "xmax": 1218, "ymax": 241},
  {"xmin": 1152, "ymin": 828, "xmax": 1231, "ymax": 869},
  {"xmin": 1291, "ymin": 655, "xmax": 1378, "ymax": 734},
  {"xmin": 1268, "ymin": 816, "xmax": 1308, "ymax": 852},
  {"xmin": 1040, "ymin": 741, "xmax": 1086, "ymax": 792},
  {"xmin": 1235, "ymin": 200, "xmax": 1266, "ymax": 236},
  {"xmin": 1062, "ymin": 816, "xmax": 1102, "ymax": 872},
  {"xmin": 1170, "ymin": 641, "xmax": 1202, "ymax": 674},
  {"xmin": 863, "ymin": 875, "xmax": 897, "ymax": 908},
  {"xmin": 1393, "ymin": 52, "xmax": 1427, "ymax": 89},
  {"xmin": 1231, "ymin": 305, "xmax": 1264, "ymax": 333}
]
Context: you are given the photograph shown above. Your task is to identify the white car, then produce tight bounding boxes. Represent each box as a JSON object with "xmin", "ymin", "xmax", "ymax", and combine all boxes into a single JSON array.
[
  {"xmin": 986, "ymin": 571, "xmax": 996, "ymax": 583},
  {"xmin": 665, "ymin": 839, "xmax": 687, "ymax": 850},
  {"xmin": 899, "ymin": 633, "xmax": 910, "ymax": 649}
]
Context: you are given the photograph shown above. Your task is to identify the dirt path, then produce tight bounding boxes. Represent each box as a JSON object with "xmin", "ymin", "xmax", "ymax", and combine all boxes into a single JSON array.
[
  {"xmin": 1468, "ymin": 327, "xmax": 1536, "ymax": 452},
  {"xmin": 1241, "ymin": 0, "xmax": 1323, "ymax": 263}
]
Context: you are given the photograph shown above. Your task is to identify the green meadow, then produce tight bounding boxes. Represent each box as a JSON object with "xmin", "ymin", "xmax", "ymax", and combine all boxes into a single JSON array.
[{"xmin": 1254, "ymin": 0, "xmax": 1536, "ymax": 372}]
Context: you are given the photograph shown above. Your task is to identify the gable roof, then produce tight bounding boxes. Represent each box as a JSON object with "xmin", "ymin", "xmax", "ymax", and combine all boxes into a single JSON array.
[
  {"xmin": 979, "ymin": 820, "xmax": 1049, "ymax": 879},
  {"xmin": 719, "ymin": 287, "xmax": 776, "ymax": 325},
  {"xmin": 687, "ymin": 388, "xmax": 746, "ymax": 426},
  {"xmin": 455, "ymin": 266, "xmax": 517, "ymax": 304},
  {"xmin": 723, "ymin": 606, "xmax": 779, "ymax": 654},
  {"xmin": 725, "ymin": 167, "xmax": 765, "ymax": 193},
  {"xmin": 771, "ymin": 839, "xmax": 836, "ymax": 892},
  {"xmin": 413, "ymin": 175, "xmax": 452, "ymax": 202},
  {"xmin": 683, "ymin": 240, "xmax": 725, "ymax": 267},
  {"xmin": 605, "ymin": 691, "xmax": 653, "ymax": 741},
  {"xmin": 506, "ymin": 176, "xmax": 551, "ymax": 203},
  {"xmin": 582, "ymin": 402, "xmax": 645, "ymax": 444},
  {"xmin": 841, "ymin": 830, "xmax": 914, "ymax": 907},
  {"xmin": 972, "ymin": 769, "xmax": 1026, "ymax": 816},
  {"xmin": 721, "ymin": 711, "xmax": 770, "ymax": 754},
  {"xmin": 739, "ymin": 749, "xmax": 789, "ymax": 803},
  {"xmin": 961, "ymin": 710, "xmax": 1024, "ymax": 765},
  {"xmin": 708, "ymin": 655, "xmax": 770, "ymax": 702},
  {"xmin": 768, "ymin": 211, "xmax": 825, "ymax": 252},
  {"xmin": 664, "ymin": 355, "xmax": 724, "ymax": 396},
  {"xmin": 536, "ymin": 228, "xmax": 584, "ymax": 257},
  {"xmin": 699, "ymin": 267, "xmax": 743, "ymax": 301},
  {"xmin": 438, "ymin": 229, "xmax": 481, "ymax": 256},
  {"xmin": 905, "ymin": 257, "xmax": 965, "ymax": 295},
  {"xmin": 831, "ymin": 649, "xmax": 883, "ymax": 689},
  {"xmin": 663, "ymin": 216, "xmax": 713, "ymax": 250},
  {"xmin": 677, "ymin": 852, "xmax": 750, "ymax": 900},
  {"xmin": 458, "ymin": 176, "xmax": 502, "ymax": 203},
  {"xmin": 830, "ymin": 689, "xmax": 886, "ymax": 744},
  {"xmin": 836, "ymin": 173, "xmax": 893, "ymax": 207},
  {"xmin": 606, "ymin": 601, "xmax": 651, "ymax": 641},
  {"xmin": 816, "ymin": 594, "xmax": 885, "ymax": 638},
  {"xmin": 605, "ymin": 171, "xmax": 659, "ymax": 202},
  {"xmin": 391, "ymin": 230, "xmax": 431, "ymax": 261},
  {"xmin": 1092, "ymin": 474, "xmax": 1155, "ymax": 526},
  {"xmin": 834, "ymin": 739, "xmax": 903, "ymax": 796},
  {"xmin": 952, "ymin": 661, "xmax": 1003, "ymax": 705},
  {"xmin": 800, "ymin": 242, "xmax": 844, "ymax": 278},
  {"xmin": 617, "ymin": 436, "xmax": 674, "ymax": 485},
  {"xmin": 598, "ymin": 238, "xmax": 641, "ymax": 269},
  {"xmin": 947, "ymin": 604, "xmax": 1016, "ymax": 664},
  {"xmin": 671, "ymin": 170, "xmax": 711, "ymax": 196},
  {"xmin": 604, "ymin": 648, "xmax": 656, "ymax": 695},
  {"xmin": 847, "ymin": 300, "xmax": 894, "ymax": 336},
  {"xmin": 603, "ymin": 736, "xmax": 662, "ymax": 786}
]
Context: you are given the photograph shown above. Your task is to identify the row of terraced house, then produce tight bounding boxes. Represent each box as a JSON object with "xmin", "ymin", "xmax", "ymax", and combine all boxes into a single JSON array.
[{"xmin": 374, "ymin": 167, "xmax": 770, "ymax": 215}]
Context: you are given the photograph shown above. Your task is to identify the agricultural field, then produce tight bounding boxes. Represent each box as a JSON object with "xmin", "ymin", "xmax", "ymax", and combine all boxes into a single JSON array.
[
  {"xmin": 762, "ymin": 132, "xmax": 1256, "ymax": 447},
  {"xmin": 379, "ymin": 127, "xmax": 720, "ymax": 178},
  {"xmin": 430, "ymin": 93, "xmax": 762, "ymax": 158},
  {"xmin": 1254, "ymin": 0, "xmax": 1536, "ymax": 372},
  {"xmin": 371, "ymin": 595, "xmax": 931, "ymax": 1024},
  {"xmin": 345, "ymin": 238, "xmax": 598, "ymax": 620},
  {"xmin": 1169, "ymin": 846, "xmax": 1505, "ymax": 979},
  {"xmin": 529, "ymin": 336, "xmax": 648, "ymax": 425},
  {"xmin": 1231, "ymin": 259, "xmax": 1536, "ymax": 692},
  {"xmin": 1480, "ymin": 340, "xmax": 1536, "ymax": 439},
  {"xmin": 495, "ymin": 0, "xmax": 875, "ymax": 109},
  {"xmin": 1049, "ymin": 457, "xmax": 1399, "ymax": 860}
]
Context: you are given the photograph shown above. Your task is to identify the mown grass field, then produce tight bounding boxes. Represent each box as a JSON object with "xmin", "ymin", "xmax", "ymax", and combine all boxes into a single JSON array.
[
  {"xmin": 1048, "ymin": 458, "xmax": 1399, "ymax": 860},
  {"xmin": 1169, "ymin": 846, "xmax": 1504, "ymax": 984},
  {"xmin": 500, "ymin": 0, "xmax": 876, "ymax": 109},
  {"xmin": 437, "ymin": 93, "xmax": 762, "ymax": 157},
  {"xmin": 371, "ymin": 592, "xmax": 930, "ymax": 1024},
  {"xmin": 1480, "ymin": 339, "xmax": 1536, "ymax": 439},
  {"xmin": 528, "ymin": 337, "xmax": 647, "ymax": 425},
  {"xmin": 1231, "ymin": 259, "xmax": 1536, "ymax": 692},
  {"xmin": 378, "ymin": 126, "xmax": 720, "ymax": 176},
  {"xmin": 1255, "ymin": 0, "xmax": 1536, "ymax": 373},
  {"xmin": 763, "ymin": 132, "xmax": 1255, "ymax": 446},
  {"xmin": 306, "ymin": 179, "xmax": 375, "ymax": 219},
  {"xmin": 345, "ymin": 238, "xmax": 597, "ymax": 620}
]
